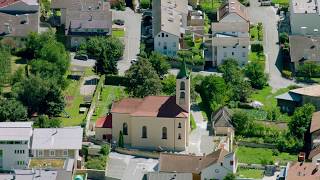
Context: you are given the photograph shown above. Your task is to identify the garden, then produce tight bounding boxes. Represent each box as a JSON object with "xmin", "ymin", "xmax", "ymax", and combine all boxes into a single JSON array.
[
  {"xmin": 250, "ymin": 23, "xmax": 264, "ymax": 42},
  {"xmin": 237, "ymin": 168, "xmax": 264, "ymax": 179}
]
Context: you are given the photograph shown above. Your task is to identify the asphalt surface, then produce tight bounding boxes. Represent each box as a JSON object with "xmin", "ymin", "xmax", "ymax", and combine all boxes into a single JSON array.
[
  {"xmin": 113, "ymin": 8, "xmax": 142, "ymax": 75},
  {"xmin": 106, "ymin": 152, "xmax": 158, "ymax": 180},
  {"xmin": 248, "ymin": 0, "xmax": 298, "ymax": 91}
]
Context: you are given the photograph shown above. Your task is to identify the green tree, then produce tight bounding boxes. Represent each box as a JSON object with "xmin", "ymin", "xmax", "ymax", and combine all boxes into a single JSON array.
[
  {"xmin": 0, "ymin": 48, "xmax": 11, "ymax": 87},
  {"xmin": 223, "ymin": 173, "xmax": 236, "ymax": 180},
  {"xmin": 25, "ymin": 30, "xmax": 56, "ymax": 59},
  {"xmin": 99, "ymin": 144, "xmax": 110, "ymax": 156},
  {"xmin": 288, "ymin": 104, "xmax": 315, "ymax": 139},
  {"xmin": 11, "ymin": 67, "xmax": 25, "ymax": 86},
  {"xmin": 231, "ymin": 110, "xmax": 252, "ymax": 135},
  {"xmin": 125, "ymin": 58, "xmax": 162, "ymax": 97},
  {"xmin": 162, "ymin": 74, "xmax": 176, "ymax": 95},
  {"xmin": 245, "ymin": 62, "xmax": 268, "ymax": 89},
  {"xmin": 118, "ymin": 131, "xmax": 124, "ymax": 148},
  {"xmin": 148, "ymin": 52, "xmax": 170, "ymax": 78},
  {"xmin": 279, "ymin": 32, "xmax": 289, "ymax": 44},
  {"xmin": 33, "ymin": 115, "xmax": 61, "ymax": 128},
  {"xmin": 86, "ymin": 156, "xmax": 107, "ymax": 170},
  {"xmin": 200, "ymin": 75, "xmax": 229, "ymax": 112},
  {"xmin": 0, "ymin": 99, "xmax": 27, "ymax": 121},
  {"xmin": 296, "ymin": 62, "xmax": 320, "ymax": 80}
]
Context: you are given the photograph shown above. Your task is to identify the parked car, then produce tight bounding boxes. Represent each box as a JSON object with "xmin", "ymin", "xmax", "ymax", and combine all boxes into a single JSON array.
[
  {"xmin": 261, "ymin": 0, "xmax": 271, "ymax": 6},
  {"xmin": 113, "ymin": 19, "xmax": 125, "ymax": 26},
  {"xmin": 74, "ymin": 54, "xmax": 88, "ymax": 61},
  {"xmin": 130, "ymin": 58, "xmax": 138, "ymax": 64}
]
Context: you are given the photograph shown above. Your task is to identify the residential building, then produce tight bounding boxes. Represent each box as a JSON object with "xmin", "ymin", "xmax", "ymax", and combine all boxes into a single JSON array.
[
  {"xmin": 276, "ymin": 85, "xmax": 320, "ymax": 114},
  {"xmin": 285, "ymin": 161, "xmax": 320, "ymax": 180},
  {"xmin": 31, "ymin": 127, "xmax": 83, "ymax": 169},
  {"xmin": 110, "ymin": 64, "xmax": 190, "ymax": 151},
  {"xmin": 289, "ymin": 35, "xmax": 320, "ymax": 70},
  {"xmin": 152, "ymin": 0, "xmax": 188, "ymax": 56},
  {"xmin": 0, "ymin": 122, "xmax": 33, "ymax": 170},
  {"xmin": 212, "ymin": 107, "xmax": 235, "ymax": 152},
  {"xmin": 289, "ymin": 0, "xmax": 320, "ymax": 36},
  {"xmin": 309, "ymin": 111, "xmax": 320, "ymax": 163},
  {"xmin": 51, "ymin": 0, "xmax": 112, "ymax": 48},
  {"xmin": 0, "ymin": 0, "xmax": 39, "ymax": 45},
  {"xmin": 0, "ymin": 169, "xmax": 58, "ymax": 180},
  {"xmin": 95, "ymin": 114, "xmax": 112, "ymax": 142},
  {"xmin": 209, "ymin": 0, "xmax": 250, "ymax": 67},
  {"xmin": 147, "ymin": 148, "xmax": 237, "ymax": 180}
]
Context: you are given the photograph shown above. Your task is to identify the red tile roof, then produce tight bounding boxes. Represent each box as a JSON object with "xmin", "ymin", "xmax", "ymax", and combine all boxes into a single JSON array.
[
  {"xmin": 310, "ymin": 111, "xmax": 320, "ymax": 133},
  {"xmin": 95, "ymin": 114, "xmax": 112, "ymax": 128},
  {"xmin": 287, "ymin": 162, "xmax": 320, "ymax": 180},
  {"xmin": 111, "ymin": 96, "xmax": 188, "ymax": 118},
  {"xmin": 218, "ymin": 0, "xmax": 249, "ymax": 22},
  {"xmin": 0, "ymin": 0, "xmax": 19, "ymax": 8}
]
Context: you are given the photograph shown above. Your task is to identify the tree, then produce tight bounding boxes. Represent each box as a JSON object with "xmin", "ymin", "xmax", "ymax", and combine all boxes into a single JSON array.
[
  {"xmin": 162, "ymin": 74, "xmax": 176, "ymax": 95},
  {"xmin": 296, "ymin": 62, "xmax": 320, "ymax": 80},
  {"xmin": 288, "ymin": 104, "xmax": 315, "ymax": 139},
  {"xmin": 0, "ymin": 99, "xmax": 27, "ymax": 121},
  {"xmin": 100, "ymin": 144, "xmax": 110, "ymax": 156},
  {"xmin": 0, "ymin": 48, "xmax": 11, "ymax": 87},
  {"xmin": 200, "ymin": 75, "xmax": 229, "ymax": 112},
  {"xmin": 231, "ymin": 110, "xmax": 252, "ymax": 135},
  {"xmin": 125, "ymin": 58, "xmax": 162, "ymax": 97},
  {"xmin": 13, "ymin": 76, "xmax": 65, "ymax": 116},
  {"xmin": 118, "ymin": 131, "xmax": 124, "ymax": 148},
  {"xmin": 245, "ymin": 62, "xmax": 268, "ymax": 89},
  {"xmin": 11, "ymin": 67, "xmax": 25, "ymax": 86},
  {"xmin": 33, "ymin": 115, "xmax": 61, "ymax": 128},
  {"xmin": 25, "ymin": 30, "xmax": 56, "ymax": 59},
  {"xmin": 148, "ymin": 52, "xmax": 170, "ymax": 78},
  {"xmin": 223, "ymin": 173, "xmax": 236, "ymax": 180},
  {"xmin": 279, "ymin": 32, "xmax": 289, "ymax": 44}
]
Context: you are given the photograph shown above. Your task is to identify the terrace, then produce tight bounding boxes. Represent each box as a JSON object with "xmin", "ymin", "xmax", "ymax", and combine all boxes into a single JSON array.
[{"xmin": 28, "ymin": 158, "xmax": 66, "ymax": 169}]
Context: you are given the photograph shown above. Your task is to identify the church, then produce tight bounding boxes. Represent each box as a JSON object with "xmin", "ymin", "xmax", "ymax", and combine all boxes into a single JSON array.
[{"xmin": 110, "ymin": 64, "xmax": 190, "ymax": 151}]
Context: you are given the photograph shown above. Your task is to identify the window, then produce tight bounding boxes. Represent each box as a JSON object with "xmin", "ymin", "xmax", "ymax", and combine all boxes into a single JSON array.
[
  {"xmin": 230, "ymin": 160, "xmax": 234, "ymax": 166},
  {"xmin": 180, "ymin": 92, "xmax": 185, "ymax": 99},
  {"xmin": 162, "ymin": 33, "xmax": 164, "ymax": 37},
  {"xmin": 158, "ymin": 35, "xmax": 160, "ymax": 37},
  {"xmin": 215, "ymin": 169, "xmax": 220, "ymax": 173},
  {"xmin": 17, "ymin": 161, "xmax": 24, "ymax": 165},
  {"xmin": 223, "ymin": 46, "xmax": 226, "ymax": 48},
  {"xmin": 172, "ymin": 42, "xmax": 176, "ymax": 47},
  {"xmin": 232, "ymin": 52, "xmax": 234, "ymax": 56},
  {"xmin": 166, "ymin": 34, "xmax": 168, "ymax": 37},
  {"xmin": 164, "ymin": 42, "xmax": 167, "ymax": 50},
  {"xmin": 142, "ymin": 126, "xmax": 147, "ymax": 138},
  {"xmin": 242, "ymin": 52, "xmax": 246, "ymax": 57},
  {"xmin": 180, "ymin": 81, "xmax": 185, "ymax": 90},
  {"xmin": 38, "ymin": 150, "xmax": 43, "ymax": 157},
  {"xmin": 178, "ymin": 133, "xmax": 181, "ymax": 140},
  {"xmin": 162, "ymin": 127, "xmax": 167, "ymax": 139},
  {"xmin": 49, "ymin": 150, "xmax": 55, "ymax": 157},
  {"xmin": 63, "ymin": 150, "xmax": 68, "ymax": 156},
  {"xmin": 242, "ymin": 46, "xmax": 246, "ymax": 48},
  {"xmin": 158, "ymin": 42, "xmax": 161, "ymax": 46},
  {"xmin": 178, "ymin": 122, "xmax": 182, "ymax": 128},
  {"xmin": 224, "ymin": 52, "xmax": 227, "ymax": 57},
  {"xmin": 123, "ymin": 123, "xmax": 128, "ymax": 135}
]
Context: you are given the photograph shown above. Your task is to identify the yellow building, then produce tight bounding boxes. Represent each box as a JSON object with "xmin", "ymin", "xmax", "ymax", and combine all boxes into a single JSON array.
[{"xmin": 111, "ymin": 65, "xmax": 190, "ymax": 151}]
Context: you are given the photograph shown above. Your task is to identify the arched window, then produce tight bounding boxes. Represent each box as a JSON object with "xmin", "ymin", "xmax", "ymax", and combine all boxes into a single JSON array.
[
  {"xmin": 123, "ymin": 123, "xmax": 128, "ymax": 135},
  {"xmin": 142, "ymin": 126, "xmax": 147, "ymax": 138},
  {"xmin": 180, "ymin": 81, "xmax": 185, "ymax": 90},
  {"xmin": 180, "ymin": 92, "xmax": 185, "ymax": 99},
  {"xmin": 178, "ymin": 133, "xmax": 181, "ymax": 140},
  {"xmin": 162, "ymin": 127, "xmax": 167, "ymax": 139},
  {"xmin": 178, "ymin": 122, "xmax": 182, "ymax": 128}
]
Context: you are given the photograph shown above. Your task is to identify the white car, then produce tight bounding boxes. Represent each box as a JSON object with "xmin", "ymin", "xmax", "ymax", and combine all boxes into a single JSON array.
[{"xmin": 130, "ymin": 59, "xmax": 138, "ymax": 64}]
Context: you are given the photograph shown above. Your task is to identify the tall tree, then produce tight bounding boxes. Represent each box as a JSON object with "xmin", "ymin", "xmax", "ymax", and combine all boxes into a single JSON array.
[
  {"xmin": 297, "ymin": 62, "xmax": 320, "ymax": 80},
  {"xmin": 245, "ymin": 62, "xmax": 268, "ymax": 89},
  {"xmin": 162, "ymin": 74, "xmax": 176, "ymax": 95},
  {"xmin": 148, "ymin": 52, "xmax": 170, "ymax": 78},
  {"xmin": 0, "ymin": 99, "xmax": 27, "ymax": 121},
  {"xmin": 33, "ymin": 115, "xmax": 61, "ymax": 128},
  {"xmin": 0, "ymin": 48, "xmax": 11, "ymax": 88},
  {"xmin": 125, "ymin": 58, "xmax": 162, "ymax": 97},
  {"xmin": 231, "ymin": 110, "xmax": 252, "ymax": 135}
]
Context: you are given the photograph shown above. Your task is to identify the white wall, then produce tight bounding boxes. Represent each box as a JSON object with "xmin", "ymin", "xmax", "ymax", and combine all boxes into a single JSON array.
[
  {"xmin": 213, "ymin": 45, "xmax": 249, "ymax": 66},
  {"xmin": 154, "ymin": 31, "xmax": 180, "ymax": 57},
  {"xmin": 0, "ymin": 141, "xmax": 30, "ymax": 170}
]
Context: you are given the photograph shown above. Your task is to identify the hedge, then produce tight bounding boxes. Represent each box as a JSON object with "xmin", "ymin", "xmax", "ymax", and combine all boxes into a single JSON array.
[{"xmin": 105, "ymin": 75, "xmax": 129, "ymax": 86}]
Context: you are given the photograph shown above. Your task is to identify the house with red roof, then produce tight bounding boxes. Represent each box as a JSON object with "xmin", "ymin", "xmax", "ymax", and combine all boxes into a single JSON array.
[
  {"xmin": 95, "ymin": 114, "xmax": 112, "ymax": 142},
  {"xmin": 109, "ymin": 64, "xmax": 191, "ymax": 151}
]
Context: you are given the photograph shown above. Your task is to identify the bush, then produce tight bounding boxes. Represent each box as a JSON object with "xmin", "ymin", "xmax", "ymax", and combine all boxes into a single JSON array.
[
  {"xmin": 282, "ymin": 70, "xmax": 292, "ymax": 79},
  {"xmin": 105, "ymin": 75, "xmax": 128, "ymax": 86},
  {"xmin": 140, "ymin": 0, "xmax": 150, "ymax": 9},
  {"xmin": 251, "ymin": 44, "xmax": 264, "ymax": 53}
]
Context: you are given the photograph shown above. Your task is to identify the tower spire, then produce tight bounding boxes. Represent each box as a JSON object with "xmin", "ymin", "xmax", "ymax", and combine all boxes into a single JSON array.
[{"xmin": 177, "ymin": 60, "xmax": 189, "ymax": 79}]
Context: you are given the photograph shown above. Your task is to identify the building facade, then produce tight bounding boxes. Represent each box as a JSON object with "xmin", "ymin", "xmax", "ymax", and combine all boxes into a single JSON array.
[{"xmin": 111, "ymin": 65, "xmax": 190, "ymax": 151}]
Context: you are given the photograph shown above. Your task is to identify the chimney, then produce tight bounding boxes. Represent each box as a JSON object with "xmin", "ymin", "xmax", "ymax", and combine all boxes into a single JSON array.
[
  {"xmin": 298, "ymin": 152, "xmax": 306, "ymax": 162},
  {"xmin": 316, "ymin": 162, "xmax": 319, "ymax": 170}
]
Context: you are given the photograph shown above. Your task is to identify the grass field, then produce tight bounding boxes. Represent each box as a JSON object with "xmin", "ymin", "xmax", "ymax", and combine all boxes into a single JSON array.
[
  {"xmin": 249, "ymin": 52, "xmax": 265, "ymax": 67},
  {"xmin": 199, "ymin": 0, "xmax": 223, "ymax": 12},
  {"xmin": 250, "ymin": 86, "xmax": 289, "ymax": 110},
  {"xmin": 237, "ymin": 168, "xmax": 264, "ymax": 179},
  {"xmin": 250, "ymin": 24, "xmax": 263, "ymax": 42},
  {"xmin": 92, "ymin": 85, "xmax": 127, "ymax": 122},
  {"xmin": 112, "ymin": 28, "xmax": 125, "ymax": 38},
  {"xmin": 272, "ymin": 0, "xmax": 289, "ymax": 6},
  {"xmin": 236, "ymin": 146, "xmax": 296, "ymax": 165}
]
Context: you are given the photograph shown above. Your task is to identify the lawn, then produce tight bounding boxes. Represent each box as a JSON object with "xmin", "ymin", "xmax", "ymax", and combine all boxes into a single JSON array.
[
  {"xmin": 250, "ymin": 86, "xmax": 289, "ymax": 110},
  {"xmin": 199, "ymin": 0, "xmax": 223, "ymax": 12},
  {"xmin": 92, "ymin": 85, "xmax": 127, "ymax": 122},
  {"xmin": 272, "ymin": 0, "xmax": 289, "ymax": 6},
  {"xmin": 250, "ymin": 24, "xmax": 263, "ymax": 41},
  {"xmin": 236, "ymin": 146, "xmax": 296, "ymax": 165},
  {"xmin": 237, "ymin": 168, "xmax": 264, "ymax": 179},
  {"xmin": 249, "ymin": 52, "xmax": 265, "ymax": 67},
  {"xmin": 11, "ymin": 56, "xmax": 27, "ymax": 74},
  {"xmin": 112, "ymin": 28, "xmax": 125, "ymax": 38},
  {"xmin": 29, "ymin": 158, "xmax": 65, "ymax": 169}
]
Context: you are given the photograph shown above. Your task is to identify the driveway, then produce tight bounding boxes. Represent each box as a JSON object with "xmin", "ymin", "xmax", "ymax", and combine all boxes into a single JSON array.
[
  {"xmin": 247, "ymin": 0, "xmax": 298, "ymax": 91},
  {"xmin": 70, "ymin": 52, "xmax": 96, "ymax": 68},
  {"xmin": 80, "ymin": 75, "xmax": 99, "ymax": 96},
  {"xmin": 183, "ymin": 104, "xmax": 215, "ymax": 155},
  {"xmin": 113, "ymin": 8, "xmax": 142, "ymax": 75},
  {"xmin": 106, "ymin": 152, "xmax": 158, "ymax": 180}
]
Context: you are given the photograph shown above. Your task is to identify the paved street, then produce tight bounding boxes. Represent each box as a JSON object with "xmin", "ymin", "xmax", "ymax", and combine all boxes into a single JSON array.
[
  {"xmin": 248, "ymin": 0, "xmax": 298, "ymax": 91},
  {"xmin": 113, "ymin": 8, "xmax": 142, "ymax": 75},
  {"xmin": 106, "ymin": 152, "xmax": 158, "ymax": 180},
  {"xmin": 183, "ymin": 104, "xmax": 215, "ymax": 155}
]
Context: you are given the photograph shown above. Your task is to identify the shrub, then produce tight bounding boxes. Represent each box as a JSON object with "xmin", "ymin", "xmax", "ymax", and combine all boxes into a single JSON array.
[
  {"xmin": 282, "ymin": 70, "xmax": 292, "ymax": 79},
  {"xmin": 105, "ymin": 75, "xmax": 128, "ymax": 86},
  {"xmin": 251, "ymin": 44, "xmax": 264, "ymax": 53}
]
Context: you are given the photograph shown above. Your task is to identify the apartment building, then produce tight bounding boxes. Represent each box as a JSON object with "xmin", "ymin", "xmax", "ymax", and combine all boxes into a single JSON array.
[
  {"xmin": 0, "ymin": 122, "xmax": 33, "ymax": 170},
  {"xmin": 152, "ymin": 0, "xmax": 188, "ymax": 56},
  {"xmin": 290, "ymin": 0, "xmax": 320, "ymax": 35},
  {"xmin": 209, "ymin": 0, "xmax": 250, "ymax": 67}
]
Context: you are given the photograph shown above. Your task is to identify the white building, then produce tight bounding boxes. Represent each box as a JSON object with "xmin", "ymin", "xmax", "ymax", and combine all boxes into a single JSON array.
[
  {"xmin": 290, "ymin": 0, "xmax": 320, "ymax": 36},
  {"xmin": 147, "ymin": 148, "xmax": 237, "ymax": 180},
  {"xmin": 208, "ymin": 0, "xmax": 250, "ymax": 67},
  {"xmin": 152, "ymin": 0, "xmax": 188, "ymax": 56},
  {"xmin": 0, "ymin": 122, "xmax": 33, "ymax": 170}
]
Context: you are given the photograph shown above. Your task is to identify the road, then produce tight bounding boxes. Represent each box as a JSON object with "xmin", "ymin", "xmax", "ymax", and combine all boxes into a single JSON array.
[
  {"xmin": 183, "ymin": 104, "xmax": 215, "ymax": 155},
  {"xmin": 113, "ymin": 8, "xmax": 142, "ymax": 75},
  {"xmin": 248, "ymin": 0, "xmax": 298, "ymax": 91}
]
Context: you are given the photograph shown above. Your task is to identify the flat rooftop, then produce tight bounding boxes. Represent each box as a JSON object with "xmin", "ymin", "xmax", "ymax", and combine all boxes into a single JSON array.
[
  {"xmin": 291, "ymin": 0, "xmax": 319, "ymax": 14},
  {"xmin": 29, "ymin": 158, "xmax": 66, "ymax": 169}
]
